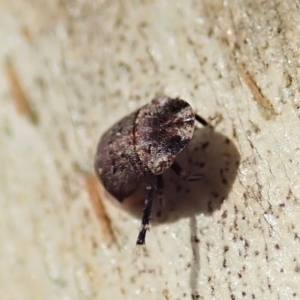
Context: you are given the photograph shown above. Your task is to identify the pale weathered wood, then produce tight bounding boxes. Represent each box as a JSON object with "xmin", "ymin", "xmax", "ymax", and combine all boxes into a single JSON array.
[{"xmin": 1, "ymin": 0, "xmax": 300, "ymax": 299}]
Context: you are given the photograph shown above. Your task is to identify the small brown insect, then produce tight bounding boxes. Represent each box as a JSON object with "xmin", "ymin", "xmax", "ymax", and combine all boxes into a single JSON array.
[{"xmin": 94, "ymin": 96, "xmax": 210, "ymax": 245}]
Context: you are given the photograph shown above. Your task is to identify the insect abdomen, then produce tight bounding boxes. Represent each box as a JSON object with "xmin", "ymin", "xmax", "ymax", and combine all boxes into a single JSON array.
[{"xmin": 94, "ymin": 111, "xmax": 150, "ymax": 201}]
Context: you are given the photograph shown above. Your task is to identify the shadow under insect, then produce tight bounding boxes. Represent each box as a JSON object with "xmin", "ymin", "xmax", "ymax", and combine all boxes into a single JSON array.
[{"xmin": 122, "ymin": 127, "xmax": 240, "ymax": 224}]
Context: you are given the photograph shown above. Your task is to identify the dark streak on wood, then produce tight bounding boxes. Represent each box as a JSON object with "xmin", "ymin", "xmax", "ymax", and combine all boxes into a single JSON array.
[
  {"xmin": 238, "ymin": 67, "xmax": 278, "ymax": 115},
  {"xmin": 85, "ymin": 174, "xmax": 118, "ymax": 246},
  {"xmin": 5, "ymin": 58, "xmax": 38, "ymax": 124}
]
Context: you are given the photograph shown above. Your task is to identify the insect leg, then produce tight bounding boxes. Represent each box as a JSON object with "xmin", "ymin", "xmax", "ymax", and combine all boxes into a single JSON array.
[
  {"xmin": 171, "ymin": 161, "xmax": 203, "ymax": 182},
  {"xmin": 157, "ymin": 175, "xmax": 164, "ymax": 206},
  {"xmin": 136, "ymin": 177, "xmax": 157, "ymax": 245},
  {"xmin": 195, "ymin": 114, "xmax": 210, "ymax": 127}
]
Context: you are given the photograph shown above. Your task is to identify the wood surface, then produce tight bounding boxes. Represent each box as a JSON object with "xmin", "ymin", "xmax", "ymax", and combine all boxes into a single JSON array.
[{"xmin": 1, "ymin": 1, "xmax": 300, "ymax": 299}]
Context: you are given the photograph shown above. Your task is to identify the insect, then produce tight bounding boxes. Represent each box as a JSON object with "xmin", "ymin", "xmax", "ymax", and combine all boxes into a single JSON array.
[{"xmin": 94, "ymin": 96, "xmax": 210, "ymax": 246}]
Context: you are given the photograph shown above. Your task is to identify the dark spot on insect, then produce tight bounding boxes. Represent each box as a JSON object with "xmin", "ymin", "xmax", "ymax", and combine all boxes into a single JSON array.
[
  {"xmin": 220, "ymin": 169, "xmax": 228, "ymax": 185},
  {"xmin": 201, "ymin": 141, "xmax": 209, "ymax": 149},
  {"xmin": 94, "ymin": 96, "xmax": 210, "ymax": 246},
  {"xmin": 112, "ymin": 165, "xmax": 117, "ymax": 174},
  {"xmin": 211, "ymin": 191, "xmax": 219, "ymax": 198},
  {"xmin": 196, "ymin": 162, "xmax": 205, "ymax": 168}
]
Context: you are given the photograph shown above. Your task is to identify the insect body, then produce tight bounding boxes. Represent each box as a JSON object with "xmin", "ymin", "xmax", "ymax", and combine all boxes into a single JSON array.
[{"xmin": 94, "ymin": 96, "xmax": 209, "ymax": 245}]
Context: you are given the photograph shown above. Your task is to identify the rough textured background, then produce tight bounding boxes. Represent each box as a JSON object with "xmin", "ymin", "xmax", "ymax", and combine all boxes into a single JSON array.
[{"xmin": 1, "ymin": 0, "xmax": 300, "ymax": 299}]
